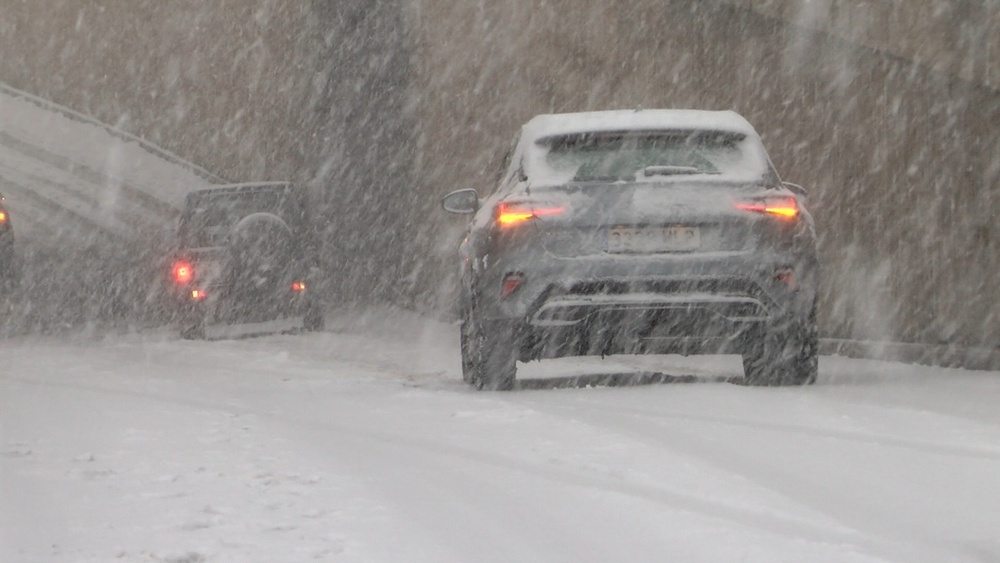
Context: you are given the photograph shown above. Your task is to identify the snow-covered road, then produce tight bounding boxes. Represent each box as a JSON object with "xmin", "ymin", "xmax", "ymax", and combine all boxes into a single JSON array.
[{"xmin": 4, "ymin": 309, "xmax": 1000, "ymax": 563}]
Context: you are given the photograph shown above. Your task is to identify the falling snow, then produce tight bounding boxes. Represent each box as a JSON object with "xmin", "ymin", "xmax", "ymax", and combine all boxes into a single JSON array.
[{"xmin": 2, "ymin": 3, "xmax": 999, "ymax": 562}]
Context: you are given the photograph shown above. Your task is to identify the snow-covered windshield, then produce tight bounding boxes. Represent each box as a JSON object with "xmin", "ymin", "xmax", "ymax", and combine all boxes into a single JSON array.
[{"xmin": 527, "ymin": 130, "xmax": 770, "ymax": 185}]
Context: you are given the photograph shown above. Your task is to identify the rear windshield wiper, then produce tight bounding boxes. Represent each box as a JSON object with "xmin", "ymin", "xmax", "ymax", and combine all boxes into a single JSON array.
[{"xmin": 642, "ymin": 165, "xmax": 714, "ymax": 177}]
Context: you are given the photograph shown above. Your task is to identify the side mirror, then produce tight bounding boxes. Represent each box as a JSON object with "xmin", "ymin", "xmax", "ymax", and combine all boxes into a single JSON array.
[
  {"xmin": 441, "ymin": 189, "xmax": 480, "ymax": 214},
  {"xmin": 782, "ymin": 182, "xmax": 808, "ymax": 198}
]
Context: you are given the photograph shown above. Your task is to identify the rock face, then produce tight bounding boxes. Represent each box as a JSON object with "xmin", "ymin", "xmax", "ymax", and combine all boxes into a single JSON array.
[
  {"xmin": 1, "ymin": 1, "xmax": 998, "ymax": 351},
  {"xmin": 719, "ymin": 0, "xmax": 1000, "ymax": 91}
]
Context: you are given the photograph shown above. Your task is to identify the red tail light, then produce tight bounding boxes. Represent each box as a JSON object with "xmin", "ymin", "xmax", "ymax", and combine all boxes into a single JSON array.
[
  {"xmin": 496, "ymin": 202, "xmax": 565, "ymax": 226},
  {"xmin": 775, "ymin": 268, "xmax": 798, "ymax": 289},
  {"xmin": 736, "ymin": 197, "xmax": 799, "ymax": 219},
  {"xmin": 0, "ymin": 211, "xmax": 6, "ymax": 223},
  {"xmin": 173, "ymin": 261, "xmax": 194, "ymax": 284},
  {"xmin": 190, "ymin": 289, "xmax": 207, "ymax": 300},
  {"xmin": 291, "ymin": 282, "xmax": 307, "ymax": 292}
]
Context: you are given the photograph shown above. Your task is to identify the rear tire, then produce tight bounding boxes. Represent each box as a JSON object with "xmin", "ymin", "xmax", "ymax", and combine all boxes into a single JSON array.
[
  {"xmin": 459, "ymin": 311, "xmax": 476, "ymax": 384},
  {"xmin": 180, "ymin": 319, "xmax": 206, "ymax": 340},
  {"xmin": 742, "ymin": 304, "xmax": 818, "ymax": 386},
  {"xmin": 470, "ymin": 319, "xmax": 517, "ymax": 391},
  {"xmin": 303, "ymin": 301, "xmax": 325, "ymax": 331}
]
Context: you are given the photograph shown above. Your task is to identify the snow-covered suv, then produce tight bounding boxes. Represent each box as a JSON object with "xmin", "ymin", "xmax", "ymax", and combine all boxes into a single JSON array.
[
  {"xmin": 443, "ymin": 109, "xmax": 818, "ymax": 390},
  {"xmin": 0, "ymin": 192, "xmax": 16, "ymax": 294},
  {"xmin": 167, "ymin": 182, "xmax": 324, "ymax": 339}
]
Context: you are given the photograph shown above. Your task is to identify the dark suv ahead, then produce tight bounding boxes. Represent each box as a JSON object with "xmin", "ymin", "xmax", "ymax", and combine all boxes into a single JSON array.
[
  {"xmin": 442, "ymin": 110, "xmax": 818, "ymax": 390},
  {"xmin": 0, "ymin": 192, "xmax": 16, "ymax": 294},
  {"xmin": 167, "ymin": 182, "xmax": 324, "ymax": 339}
]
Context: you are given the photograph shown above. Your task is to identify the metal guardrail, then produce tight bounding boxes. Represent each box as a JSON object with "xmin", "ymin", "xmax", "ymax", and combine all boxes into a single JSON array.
[{"xmin": 0, "ymin": 82, "xmax": 227, "ymax": 185}]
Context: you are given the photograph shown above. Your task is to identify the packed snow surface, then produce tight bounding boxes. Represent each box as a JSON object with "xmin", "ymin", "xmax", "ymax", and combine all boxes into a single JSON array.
[{"xmin": 3, "ymin": 309, "xmax": 1000, "ymax": 563}]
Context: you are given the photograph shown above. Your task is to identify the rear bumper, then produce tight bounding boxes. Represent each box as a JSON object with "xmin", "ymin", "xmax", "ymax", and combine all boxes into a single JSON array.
[
  {"xmin": 519, "ymin": 321, "xmax": 759, "ymax": 360},
  {"xmin": 529, "ymin": 280, "xmax": 772, "ymax": 327},
  {"xmin": 515, "ymin": 282, "xmax": 772, "ymax": 360},
  {"xmin": 173, "ymin": 283, "xmax": 312, "ymax": 326},
  {"xmin": 478, "ymin": 250, "xmax": 813, "ymax": 315},
  {"xmin": 470, "ymin": 253, "xmax": 816, "ymax": 361},
  {"xmin": 203, "ymin": 316, "xmax": 305, "ymax": 339}
]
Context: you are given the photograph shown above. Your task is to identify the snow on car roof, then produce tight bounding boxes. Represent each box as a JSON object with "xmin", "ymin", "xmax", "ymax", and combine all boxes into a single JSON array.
[
  {"xmin": 197, "ymin": 181, "xmax": 292, "ymax": 191},
  {"xmin": 522, "ymin": 109, "xmax": 759, "ymax": 142}
]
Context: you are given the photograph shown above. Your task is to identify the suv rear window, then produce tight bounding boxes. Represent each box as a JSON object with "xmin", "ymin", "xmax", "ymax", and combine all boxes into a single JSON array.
[{"xmin": 529, "ymin": 130, "xmax": 769, "ymax": 184}]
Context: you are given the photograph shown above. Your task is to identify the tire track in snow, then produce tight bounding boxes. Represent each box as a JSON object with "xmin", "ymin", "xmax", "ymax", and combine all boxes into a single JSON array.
[
  {"xmin": 513, "ymin": 389, "xmax": 1000, "ymax": 562},
  {"xmin": 255, "ymin": 389, "xmax": 914, "ymax": 563},
  {"xmin": 0, "ymin": 166, "xmax": 142, "ymax": 235},
  {"xmin": 516, "ymin": 391, "xmax": 1000, "ymax": 463},
  {"xmin": 0, "ymin": 149, "xmax": 104, "ymax": 213},
  {"xmin": 0, "ymin": 176, "xmax": 127, "ymax": 243},
  {"xmin": 0, "ymin": 132, "xmax": 178, "ymax": 242},
  {"xmin": 0, "ymin": 131, "xmax": 181, "ymax": 218}
]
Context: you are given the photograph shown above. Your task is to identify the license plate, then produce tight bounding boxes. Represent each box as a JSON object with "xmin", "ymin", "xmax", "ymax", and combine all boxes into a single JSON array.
[{"xmin": 606, "ymin": 225, "xmax": 700, "ymax": 253}]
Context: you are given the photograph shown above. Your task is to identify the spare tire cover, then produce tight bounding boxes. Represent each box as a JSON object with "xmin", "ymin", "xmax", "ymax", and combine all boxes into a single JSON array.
[{"xmin": 228, "ymin": 212, "xmax": 293, "ymax": 284}]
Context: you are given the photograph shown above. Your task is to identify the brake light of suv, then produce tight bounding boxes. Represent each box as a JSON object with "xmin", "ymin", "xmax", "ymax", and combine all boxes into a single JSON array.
[
  {"xmin": 173, "ymin": 261, "xmax": 194, "ymax": 284},
  {"xmin": 495, "ymin": 201, "xmax": 565, "ymax": 226},
  {"xmin": 735, "ymin": 196, "xmax": 799, "ymax": 219}
]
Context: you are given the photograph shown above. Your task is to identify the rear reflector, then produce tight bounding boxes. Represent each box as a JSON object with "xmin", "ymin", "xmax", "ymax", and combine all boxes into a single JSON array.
[
  {"xmin": 775, "ymin": 268, "xmax": 798, "ymax": 289},
  {"xmin": 501, "ymin": 272, "xmax": 525, "ymax": 298}
]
